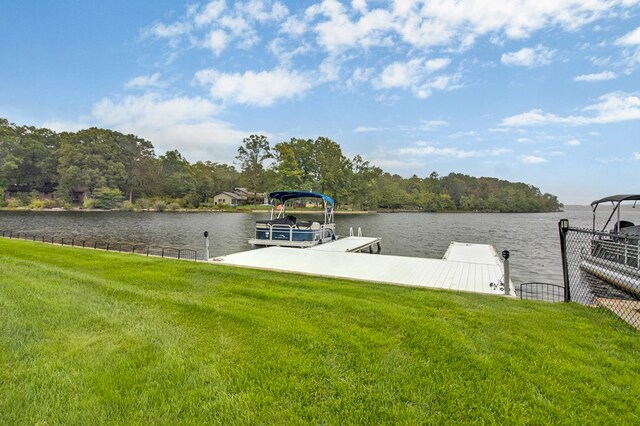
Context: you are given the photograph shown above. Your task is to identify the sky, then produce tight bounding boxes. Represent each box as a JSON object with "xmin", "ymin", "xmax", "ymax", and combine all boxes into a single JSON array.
[{"xmin": 1, "ymin": 1, "xmax": 640, "ymax": 205}]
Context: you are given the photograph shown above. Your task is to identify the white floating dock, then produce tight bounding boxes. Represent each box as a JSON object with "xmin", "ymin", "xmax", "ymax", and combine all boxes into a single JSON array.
[
  {"xmin": 213, "ymin": 240, "xmax": 513, "ymax": 297},
  {"xmin": 308, "ymin": 236, "xmax": 381, "ymax": 252}
]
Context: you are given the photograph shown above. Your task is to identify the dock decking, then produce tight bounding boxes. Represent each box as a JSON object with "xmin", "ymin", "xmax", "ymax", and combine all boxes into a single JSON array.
[
  {"xmin": 213, "ymin": 240, "xmax": 512, "ymax": 297},
  {"xmin": 308, "ymin": 236, "xmax": 381, "ymax": 252}
]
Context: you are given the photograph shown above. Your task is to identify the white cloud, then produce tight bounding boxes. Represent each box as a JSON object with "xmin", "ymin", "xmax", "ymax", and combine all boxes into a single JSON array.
[
  {"xmin": 346, "ymin": 67, "xmax": 374, "ymax": 88},
  {"xmin": 195, "ymin": 67, "xmax": 314, "ymax": 106},
  {"xmin": 567, "ymin": 139, "xmax": 581, "ymax": 146},
  {"xmin": 88, "ymin": 93, "xmax": 247, "ymax": 162},
  {"xmin": 501, "ymin": 92, "xmax": 640, "ymax": 126},
  {"xmin": 397, "ymin": 144, "xmax": 509, "ymax": 159},
  {"xmin": 633, "ymin": 152, "xmax": 640, "ymax": 160},
  {"xmin": 241, "ymin": 0, "xmax": 289, "ymax": 22},
  {"xmin": 204, "ymin": 29, "xmax": 229, "ymax": 55},
  {"xmin": 520, "ymin": 155, "xmax": 547, "ymax": 164},
  {"xmin": 194, "ymin": 1, "xmax": 226, "ymax": 26},
  {"xmin": 92, "ymin": 93, "xmax": 220, "ymax": 130},
  {"xmin": 376, "ymin": 59, "xmax": 423, "ymax": 89},
  {"xmin": 279, "ymin": 16, "xmax": 307, "ymax": 35},
  {"xmin": 574, "ymin": 71, "xmax": 616, "ymax": 82},
  {"xmin": 352, "ymin": 0, "xmax": 367, "ymax": 13},
  {"xmin": 425, "ymin": 58, "xmax": 451, "ymax": 72},
  {"xmin": 125, "ymin": 73, "xmax": 166, "ymax": 89},
  {"xmin": 313, "ymin": 3, "xmax": 395, "ymax": 53},
  {"xmin": 147, "ymin": 21, "xmax": 191, "ymax": 39},
  {"xmin": 516, "ymin": 137, "xmax": 533, "ymax": 143},
  {"xmin": 353, "ymin": 126, "xmax": 383, "ymax": 133},
  {"xmin": 420, "ymin": 120, "xmax": 449, "ymax": 131},
  {"xmin": 501, "ymin": 44, "xmax": 555, "ymax": 67},
  {"xmin": 616, "ymin": 26, "xmax": 640, "ymax": 46},
  {"xmin": 614, "ymin": 26, "xmax": 640, "ymax": 72},
  {"xmin": 448, "ymin": 130, "xmax": 478, "ymax": 139},
  {"xmin": 375, "ymin": 58, "xmax": 460, "ymax": 98}
]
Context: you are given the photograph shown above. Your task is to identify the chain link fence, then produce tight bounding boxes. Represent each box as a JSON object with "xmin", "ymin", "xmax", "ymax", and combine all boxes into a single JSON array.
[
  {"xmin": 1, "ymin": 230, "xmax": 199, "ymax": 261},
  {"xmin": 558, "ymin": 220, "xmax": 640, "ymax": 329}
]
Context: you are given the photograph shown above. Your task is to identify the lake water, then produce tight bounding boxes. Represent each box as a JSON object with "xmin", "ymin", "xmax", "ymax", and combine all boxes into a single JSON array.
[{"xmin": 3, "ymin": 206, "xmax": 640, "ymax": 286}]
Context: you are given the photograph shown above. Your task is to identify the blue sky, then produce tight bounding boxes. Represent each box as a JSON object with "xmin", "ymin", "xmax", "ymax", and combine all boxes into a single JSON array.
[{"xmin": 1, "ymin": 1, "xmax": 640, "ymax": 204}]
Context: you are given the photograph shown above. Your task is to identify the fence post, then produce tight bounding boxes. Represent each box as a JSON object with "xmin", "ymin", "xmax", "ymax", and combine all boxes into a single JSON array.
[
  {"xmin": 558, "ymin": 219, "xmax": 571, "ymax": 302},
  {"xmin": 501, "ymin": 250, "xmax": 510, "ymax": 295},
  {"xmin": 204, "ymin": 231, "xmax": 210, "ymax": 261}
]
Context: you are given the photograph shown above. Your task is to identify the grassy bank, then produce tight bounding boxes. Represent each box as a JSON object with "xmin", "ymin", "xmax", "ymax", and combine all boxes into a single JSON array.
[{"xmin": 0, "ymin": 238, "xmax": 638, "ymax": 424}]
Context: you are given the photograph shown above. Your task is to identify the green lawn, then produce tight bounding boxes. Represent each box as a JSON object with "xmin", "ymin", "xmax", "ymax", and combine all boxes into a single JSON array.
[{"xmin": 0, "ymin": 238, "xmax": 638, "ymax": 424}]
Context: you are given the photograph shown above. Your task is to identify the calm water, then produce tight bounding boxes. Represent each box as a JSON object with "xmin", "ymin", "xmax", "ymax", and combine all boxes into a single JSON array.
[{"xmin": 2, "ymin": 207, "xmax": 640, "ymax": 285}]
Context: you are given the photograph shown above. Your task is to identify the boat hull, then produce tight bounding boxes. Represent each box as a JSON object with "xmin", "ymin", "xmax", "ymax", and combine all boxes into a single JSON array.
[{"xmin": 580, "ymin": 254, "xmax": 640, "ymax": 297}]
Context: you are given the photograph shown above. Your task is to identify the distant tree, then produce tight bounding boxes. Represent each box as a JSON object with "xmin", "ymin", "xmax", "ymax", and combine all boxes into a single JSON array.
[
  {"xmin": 312, "ymin": 137, "xmax": 350, "ymax": 205},
  {"xmin": 0, "ymin": 117, "xmax": 564, "ymax": 212},
  {"xmin": 273, "ymin": 142, "xmax": 304, "ymax": 190},
  {"xmin": 116, "ymin": 133, "xmax": 155, "ymax": 202},
  {"xmin": 236, "ymin": 134, "xmax": 272, "ymax": 193},
  {"xmin": 158, "ymin": 150, "xmax": 196, "ymax": 199},
  {"xmin": 56, "ymin": 128, "xmax": 127, "ymax": 201},
  {"xmin": 0, "ymin": 119, "xmax": 59, "ymax": 190},
  {"xmin": 349, "ymin": 155, "xmax": 382, "ymax": 210}
]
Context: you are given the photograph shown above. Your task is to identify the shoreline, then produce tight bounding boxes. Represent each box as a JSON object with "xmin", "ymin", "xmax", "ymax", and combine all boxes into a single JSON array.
[{"xmin": 0, "ymin": 207, "xmax": 565, "ymax": 214}]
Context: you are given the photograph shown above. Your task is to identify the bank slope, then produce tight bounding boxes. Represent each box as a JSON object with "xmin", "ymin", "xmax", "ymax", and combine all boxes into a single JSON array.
[{"xmin": 0, "ymin": 238, "xmax": 638, "ymax": 424}]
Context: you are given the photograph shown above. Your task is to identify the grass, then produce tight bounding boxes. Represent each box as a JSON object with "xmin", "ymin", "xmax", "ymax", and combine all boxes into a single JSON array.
[{"xmin": 0, "ymin": 238, "xmax": 639, "ymax": 424}]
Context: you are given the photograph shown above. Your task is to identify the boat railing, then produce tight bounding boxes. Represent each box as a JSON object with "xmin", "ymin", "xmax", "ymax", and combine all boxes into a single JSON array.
[
  {"xmin": 255, "ymin": 222, "xmax": 332, "ymax": 243},
  {"xmin": 591, "ymin": 236, "xmax": 640, "ymax": 269}
]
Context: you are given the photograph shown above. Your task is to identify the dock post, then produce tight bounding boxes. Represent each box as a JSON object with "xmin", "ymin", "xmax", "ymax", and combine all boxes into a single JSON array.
[
  {"xmin": 204, "ymin": 231, "xmax": 210, "ymax": 261},
  {"xmin": 501, "ymin": 250, "xmax": 510, "ymax": 295},
  {"xmin": 558, "ymin": 219, "xmax": 571, "ymax": 302}
]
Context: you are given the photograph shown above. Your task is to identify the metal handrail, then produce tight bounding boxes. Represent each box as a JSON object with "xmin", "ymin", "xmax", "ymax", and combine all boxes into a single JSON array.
[{"xmin": 0, "ymin": 229, "xmax": 199, "ymax": 261}]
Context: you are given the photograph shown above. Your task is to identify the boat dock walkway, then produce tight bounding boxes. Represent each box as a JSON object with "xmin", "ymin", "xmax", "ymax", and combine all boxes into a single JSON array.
[
  {"xmin": 308, "ymin": 236, "xmax": 381, "ymax": 253},
  {"xmin": 213, "ymin": 240, "xmax": 513, "ymax": 297}
]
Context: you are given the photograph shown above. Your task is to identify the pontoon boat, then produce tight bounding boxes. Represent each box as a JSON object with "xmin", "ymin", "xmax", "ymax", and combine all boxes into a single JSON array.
[
  {"xmin": 248, "ymin": 191, "xmax": 336, "ymax": 248},
  {"xmin": 580, "ymin": 194, "xmax": 640, "ymax": 296}
]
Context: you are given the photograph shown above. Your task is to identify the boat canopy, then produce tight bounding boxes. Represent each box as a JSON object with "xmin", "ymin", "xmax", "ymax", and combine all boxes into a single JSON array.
[
  {"xmin": 591, "ymin": 194, "xmax": 640, "ymax": 207},
  {"xmin": 268, "ymin": 191, "xmax": 334, "ymax": 206}
]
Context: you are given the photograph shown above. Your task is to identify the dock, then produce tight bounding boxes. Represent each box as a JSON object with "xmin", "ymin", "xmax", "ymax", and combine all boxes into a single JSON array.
[
  {"xmin": 308, "ymin": 236, "xmax": 381, "ymax": 253},
  {"xmin": 213, "ymin": 239, "xmax": 513, "ymax": 297}
]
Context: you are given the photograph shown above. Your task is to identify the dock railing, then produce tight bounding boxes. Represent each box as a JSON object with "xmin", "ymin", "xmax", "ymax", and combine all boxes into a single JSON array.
[
  {"xmin": 558, "ymin": 220, "xmax": 640, "ymax": 329},
  {"xmin": 1, "ymin": 230, "xmax": 199, "ymax": 261}
]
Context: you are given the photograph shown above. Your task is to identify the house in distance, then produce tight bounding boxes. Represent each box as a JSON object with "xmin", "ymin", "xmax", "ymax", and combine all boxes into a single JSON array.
[{"xmin": 213, "ymin": 188, "xmax": 267, "ymax": 207}]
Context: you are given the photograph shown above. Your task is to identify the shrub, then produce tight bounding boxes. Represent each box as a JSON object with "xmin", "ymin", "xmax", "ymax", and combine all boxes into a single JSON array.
[
  {"xmin": 153, "ymin": 200, "xmax": 166, "ymax": 212},
  {"xmin": 120, "ymin": 200, "xmax": 134, "ymax": 211},
  {"xmin": 135, "ymin": 198, "xmax": 152, "ymax": 210},
  {"xmin": 44, "ymin": 198, "xmax": 63, "ymax": 209},
  {"xmin": 83, "ymin": 197, "xmax": 96, "ymax": 209},
  {"xmin": 7, "ymin": 198, "xmax": 25, "ymax": 208},
  {"xmin": 92, "ymin": 187, "xmax": 124, "ymax": 210},
  {"xmin": 28, "ymin": 199, "xmax": 46, "ymax": 209}
]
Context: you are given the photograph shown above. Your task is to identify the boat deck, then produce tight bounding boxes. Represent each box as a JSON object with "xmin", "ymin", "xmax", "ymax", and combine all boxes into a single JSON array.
[{"xmin": 213, "ymin": 241, "xmax": 512, "ymax": 297}]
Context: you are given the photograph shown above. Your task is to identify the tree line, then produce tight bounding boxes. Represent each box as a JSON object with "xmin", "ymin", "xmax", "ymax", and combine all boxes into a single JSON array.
[{"xmin": 0, "ymin": 118, "xmax": 562, "ymax": 212}]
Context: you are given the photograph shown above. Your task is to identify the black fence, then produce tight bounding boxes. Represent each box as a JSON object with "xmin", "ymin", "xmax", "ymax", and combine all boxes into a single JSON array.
[
  {"xmin": 518, "ymin": 282, "xmax": 565, "ymax": 303},
  {"xmin": 1, "ymin": 230, "xmax": 199, "ymax": 261},
  {"xmin": 558, "ymin": 220, "xmax": 640, "ymax": 329}
]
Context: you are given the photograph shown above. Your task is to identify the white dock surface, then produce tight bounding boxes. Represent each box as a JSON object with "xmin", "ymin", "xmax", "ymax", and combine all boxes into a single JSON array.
[
  {"xmin": 308, "ymin": 236, "xmax": 381, "ymax": 252},
  {"xmin": 213, "ymin": 241, "xmax": 512, "ymax": 296}
]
